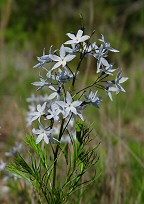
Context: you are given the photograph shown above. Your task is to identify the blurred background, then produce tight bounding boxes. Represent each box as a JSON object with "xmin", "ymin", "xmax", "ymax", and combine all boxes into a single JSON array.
[{"xmin": 0, "ymin": 0, "xmax": 144, "ymax": 203}]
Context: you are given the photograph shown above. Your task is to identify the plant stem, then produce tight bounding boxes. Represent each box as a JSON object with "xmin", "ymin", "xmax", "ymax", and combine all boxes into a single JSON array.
[
  {"xmin": 52, "ymin": 119, "xmax": 65, "ymax": 189},
  {"xmin": 71, "ymin": 52, "xmax": 85, "ymax": 90},
  {"xmin": 73, "ymin": 73, "xmax": 108, "ymax": 97}
]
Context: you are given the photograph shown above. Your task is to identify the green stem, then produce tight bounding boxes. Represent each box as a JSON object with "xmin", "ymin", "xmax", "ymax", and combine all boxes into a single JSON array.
[
  {"xmin": 73, "ymin": 73, "xmax": 108, "ymax": 97},
  {"xmin": 52, "ymin": 119, "xmax": 65, "ymax": 189},
  {"xmin": 71, "ymin": 52, "xmax": 85, "ymax": 90}
]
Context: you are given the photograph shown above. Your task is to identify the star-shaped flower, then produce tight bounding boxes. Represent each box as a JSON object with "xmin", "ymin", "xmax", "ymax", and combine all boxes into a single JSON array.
[
  {"xmin": 98, "ymin": 63, "xmax": 116, "ymax": 75},
  {"xmin": 55, "ymin": 68, "xmax": 73, "ymax": 84},
  {"xmin": 32, "ymin": 126, "xmax": 53, "ymax": 144},
  {"xmin": 33, "ymin": 46, "xmax": 55, "ymax": 68},
  {"xmin": 99, "ymin": 35, "xmax": 119, "ymax": 52},
  {"xmin": 48, "ymin": 86, "xmax": 61, "ymax": 100},
  {"xmin": 46, "ymin": 103, "xmax": 61, "ymax": 121},
  {"xmin": 29, "ymin": 102, "xmax": 47, "ymax": 122},
  {"xmin": 114, "ymin": 70, "xmax": 128, "ymax": 94},
  {"xmin": 32, "ymin": 74, "xmax": 50, "ymax": 90},
  {"xmin": 64, "ymin": 30, "xmax": 90, "ymax": 45},
  {"xmin": 56, "ymin": 92, "xmax": 84, "ymax": 120},
  {"xmin": 106, "ymin": 84, "xmax": 118, "ymax": 101},
  {"xmin": 49, "ymin": 44, "xmax": 76, "ymax": 70},
  {"xmin": 85, "ymin": 90, "xmax": 102, "ymax": 108}
]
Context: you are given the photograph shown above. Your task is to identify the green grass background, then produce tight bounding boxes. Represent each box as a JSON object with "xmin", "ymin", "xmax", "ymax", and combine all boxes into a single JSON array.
[{"xmin": 0, "ymin": 0, "xmax": 144, "ymax": 203}]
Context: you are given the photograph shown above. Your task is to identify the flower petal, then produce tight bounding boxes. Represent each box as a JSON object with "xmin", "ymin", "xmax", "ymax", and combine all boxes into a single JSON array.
[
  {"xmin": 65, "ymin": 54, "xmax": 76, "ymax": 62},
  {"xmin": 77, "ymin": 112, "xmax": 84, "ymax": 121},
  {"xmin": 52, "ymin": 61, "xmax": 62, "ymax": 70},
  {"xmin": 79, "ymin": 35, "xmax": 90, "ymax": 42},
  {"xmin": 32, "ymin": 82, "xmax": 44, "ymax": 86},
  {"xmin": 48, "ymin": 92, "xmax": 57, "ymax": 100},
  {"xmin": 108, "ymin": 87, "xmax": 117, "ymax": 92},
  {"xmin": 119, "ymin": 77, "xmax": 128, "ymax": 84},
  {"xmin": 77, "ymin": 30, "xmax": 83, "ymax": 38},
  {"xmin": 64, "ymin": 108, "xmax": 70, "ymax": 118},
  {"xmin": 70, "ymin": 106, "xmax": 77, "ymax": 115},
  {"xmin": 66, "ymin": 33, "xmax": 75, "ymax": 39},
  {"xmin": 49, "ymin": 85, "xmax": 56, "ymax": 91},
  {"xmin": 60, "ymin": 44, "xmax": 66, "ymax": 58},
  {"xmin": 32, "ymin": 128, "xmax": 41, "ymax": 135},
  {"xmin": 71, "ymin": 101, "xmax": 82, "ymax": 107},
  {"xmin": 66, "ymin": 92, "xmax": 72, "ymax": 104},
  {"xmin": 101, "ymin": 57, "xmax": 109, "ymax": 67},
  {"xmin": 64, "ymin": 40, "xmax": 76, "ymax": 45},
  {"xmin": 49, "ymin": 54, "xmax": 61, "ymax": 62},
  {"xmin": 56, "ymin": 101, "xmax": 67, "ymax": 107},
  {"xmin": 36, "ymin": 134, "xmax": 43, "ymax": 144},
  {"xmin": 46, "ymin": 115, "xmax": 53, "ymax": 120},
  {"xmin": 37, "ymin": 104, "xmax": 42, "ymax": 112},
  {"xmin": 44, "ymin": 135, "xmax": 49, "ymax": 144},
  {"xmin": 107, "ymin": 92, "xmax": 113, "ymax": 101}
]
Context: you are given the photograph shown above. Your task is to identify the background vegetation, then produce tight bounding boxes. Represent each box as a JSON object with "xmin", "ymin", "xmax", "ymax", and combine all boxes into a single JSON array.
[{"xmin": 0, "ymin": 0, "xmax": 144, "ymax": 203}]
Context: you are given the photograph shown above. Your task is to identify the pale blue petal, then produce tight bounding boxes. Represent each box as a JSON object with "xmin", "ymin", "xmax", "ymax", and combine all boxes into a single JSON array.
[
  {"xmin": 107, "ymin": 92, "xmax": 113, "ymax": 101},
  {"xmin": 77, "ymin": 112, "xmax": 84, "ymax": 121},
  {"xmin": 44, "ymin": 135, "xmax": 49, "ymax": 144},
  {"xmin": 64, "ymin": 108, "xmax": 70, "ymax": 118},
  {"xmin": 64, "ymin": 47, "xmax": 73, "ymax": 53},
  {"xmin": 64, "ymin": 40, "xmax": 76, "ymax": 45},
  {"xmin": 32, "ymin": 128, "xmax": 41, "ymax": 135},
  {"xmin": 119, "ymin": 85, "xmax": 126, "ymax": 92},
  {"xmin": 66, "ymin": 33, "xmax": 75, "ymax": 39},
  {"xmin": 46, "ymin": 115, "xmax": 53, "ymax": 120},
  {"xmin": 77, "ymin": 30, "xmax": 83, "ymax": 38},
  {"xmin": 79, "ymin": 35, "xmax": 90, "ymax": 42},
  {"xmin": 40, "ymin": 55, "xmax": 50, "ymax": 60},
  {"xmin": 56, "ymin": 101, "xmax": 67, "ymax": 107},
  {"xmin": 60, "ymin": 44, "xmax": 66, "ymax": 58},
  {"xmin": 109, "ymin": 48, "xmax": 119, "ymax": 52},
  {"xmin": 71, "ymin": 101, "xmax": 82, "ymax": 107},
  {"xmin": 101, "ymin": 57, "xmax": 109, "ymax": 67},
  {"xmin": 36, "ymin": 134, "xmax": 43, "ymax": 144},
  {"xmin": 70, "ymin": 106, "xmax": 77, "ymax": 114},
  {"xmin": 61, "ymin": 60, "xmax": 66, "ymax": 67},
  {"xmin": 37, "ymin": 104, "xmax": 42, "ymax": 112},
  {"xmin": 42, "ymin": 102, "xmax": 47, "ymax": 111},
  {"xmin": 109, "ymin": 87, "xmax": 117, "ymax": 92},
  {"xmin": 32, "ymin": 82, "xmax": 43, "ymax": 86},
  {"xmin": 65, "ymin": 54, "xmax": 76, "ymax": 62},
  {"xmin": 66, "ymin": 92, "xmax": 72, "ymax": 104},
  {"xmin": 49, "ymin": 85, "xmax": 56, "ymax": 91},
  {"xmin": 49, "ymin": 54, "xmax": 61, "ymax": 61},
  {"xmin": 48, "ymin": 92, "xmax": 57, "ymax": 100},
  {"xmin": 33, "ymin": 63, "xmax": 43, "ymax": 68},
  {"xmin": 52, "ymin": 61, "xmax": 62, "ymax": 70},
  {"xmin": 119, "ymin": 77, "xmax": 128, "ymax": 84}
]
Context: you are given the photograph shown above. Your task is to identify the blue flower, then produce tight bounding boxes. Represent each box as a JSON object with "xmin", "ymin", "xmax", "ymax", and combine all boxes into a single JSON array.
[
  {"xmin": 56, "ymin": 92, "xmax": 84, "ymax": 120},
  {"xmin": 65, "ymin": 30, "xmax": 90, "ymax": 45},
  {"xmin": 49, "ymin": 45, "xmax": 76, "ymax": 70}
]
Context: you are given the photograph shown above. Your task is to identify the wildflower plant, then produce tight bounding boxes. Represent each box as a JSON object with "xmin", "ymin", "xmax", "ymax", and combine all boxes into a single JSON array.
[{"xmin": 8, "ymin": 23, "xmax": 128, "ymax": 203}]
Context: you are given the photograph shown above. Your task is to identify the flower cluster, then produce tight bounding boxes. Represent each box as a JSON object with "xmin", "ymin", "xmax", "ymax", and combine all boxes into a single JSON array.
[{"xmin": 27, "ymin": 29, "xmax": 128, "ymax": 144}]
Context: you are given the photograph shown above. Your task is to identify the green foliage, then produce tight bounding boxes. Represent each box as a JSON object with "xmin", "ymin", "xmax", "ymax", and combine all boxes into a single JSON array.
[
  {"xmin": 128, "ymin": 141, "xmax": 144, "ymax": 203},
  {"xmin": 8, "ymin": 122, "xmax": 100, "ymax": 203}
]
